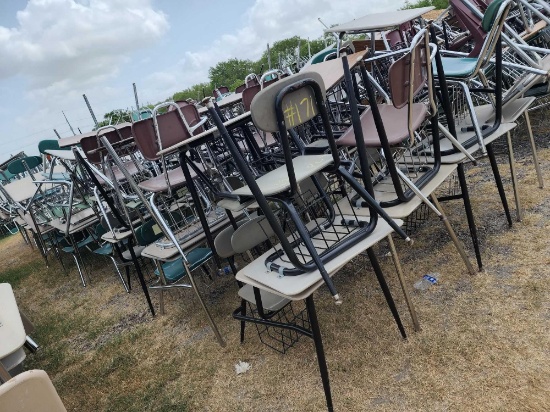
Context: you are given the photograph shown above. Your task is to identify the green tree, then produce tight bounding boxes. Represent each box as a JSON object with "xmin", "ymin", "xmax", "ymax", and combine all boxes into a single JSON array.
[
  {"xmin": 256, "ymin": 36, "xmax": 328, "ymax": 72},
  {"xmin": 209, "ymin": 58, "xmax": 257, "ymax": 92},
  {"xmin": 95, "ymin": 109, "xmax": 132, "ymax": 129},
  {"xmin": 173, "ymin": 82, "xmax": 213, "ymax": 102},
  {"xmin": 402, "ymin": 0, "xmax": 449, "ymax": 10}
]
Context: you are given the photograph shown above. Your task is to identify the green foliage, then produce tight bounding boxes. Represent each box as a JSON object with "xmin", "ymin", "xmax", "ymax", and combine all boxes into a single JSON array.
[
  {"xmin": 209, "ymin": 58, "xmax": 257, "ymax": 91},
  {"xmin": 256, "ymin": 36, "xmax": 328, "ymax": 71},
  {"xmin": 402, "ymin": 0, "xmax": 449, "ymax": 10},
  {"xmin": 95, "ymin": 109, "xmax": 132, "ymax": 129},
  {"xmin": 173, "ymin": 82, "xmax": 213, "ymax": 102}
]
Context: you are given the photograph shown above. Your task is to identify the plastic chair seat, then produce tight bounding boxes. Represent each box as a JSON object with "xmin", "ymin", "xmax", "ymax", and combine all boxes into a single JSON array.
[
  {"xmin": 337, "ymin": 103, "xmax": 428, "ymax": 147},
  {"xmin": 154, "ymin": 248, "xmax": 212, "ymax": 282},
  {"xmin": 61, "ymin": 235, "xmax": 95, "ymax": 252},
  {"xmin": 92, "ymin": 243, "xmax": 113, "ymax": 256},
  {"xmin": 138, "ymin": 166, "xmax": 197, "ymax": 193},
  {"xmin": 437, "ymin": 57, "xmax": 479, "ymax": 78}
]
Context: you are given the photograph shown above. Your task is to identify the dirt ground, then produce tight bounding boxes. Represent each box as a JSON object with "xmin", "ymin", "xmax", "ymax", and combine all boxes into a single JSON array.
[{"xmin": 1, "ymin": 113, "xmax": 549, "ymax": 411}]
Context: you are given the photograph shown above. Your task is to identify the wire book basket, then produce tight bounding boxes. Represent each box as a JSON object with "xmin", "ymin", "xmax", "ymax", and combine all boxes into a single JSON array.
[{"xmin": 250, "ymin": 300, "xmax": 310, "ymax": 354}]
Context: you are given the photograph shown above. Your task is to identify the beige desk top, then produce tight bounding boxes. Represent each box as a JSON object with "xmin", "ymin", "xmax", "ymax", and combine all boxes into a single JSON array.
[
  {"xmin": 324, "ymin": 7, "xmax": 434, "ymax": 34},
  {"xmin": 336, "ymin": 164, "xmax": 458, "ymax": 219},
  {"xmin": 300, "ymin": 50, "xmax": 368, "ymax": 90},
  {"xmin": 0, "ymin": 284, "xmax": 26, "ymax": 359},
  {"xmin": 49, "ymin": 208, "xmax": 98, "ymax": 235},
  {"xmin": 198, "ymin": 93, "xmax": 243, "ymax": 114},
  {"xmin": 235, "ymin": 218, "xmax": 401, "ymax": 301},
  {"xmin": 439, "ymin": 122, "xmax": 517, "ymax": 164},
  {"xmin": 141, "ymin": 215, "xmax": 239, "ymax": 261}
]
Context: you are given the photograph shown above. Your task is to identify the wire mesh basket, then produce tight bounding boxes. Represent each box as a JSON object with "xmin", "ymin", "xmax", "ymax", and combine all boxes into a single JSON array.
[{"xmin": 249, "ymin": 300, "xmax": 310, "ymax": 354}]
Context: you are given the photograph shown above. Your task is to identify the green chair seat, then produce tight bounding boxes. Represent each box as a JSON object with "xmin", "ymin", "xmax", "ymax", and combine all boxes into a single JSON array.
[
  {"xmin": 154, "ymin": 248, "xmax": 212, "ymax": 282},
  {"xmin": 436, "ymin": 57, "xmax": 479, "ymax": 78},
  {"xmin": 155, "ymin": 258, "xmax": 186, "ymax": 282},
  {"xmin": 61, "ymin": 235, "xmax": 95, "ymax": 253},
  {"xmin": 187, "ymin": 247, "xmax": 213, "ymax": 271},
  {"xmin": 93, "ymin": 243, "xmax": 113, "ymax": 256}
]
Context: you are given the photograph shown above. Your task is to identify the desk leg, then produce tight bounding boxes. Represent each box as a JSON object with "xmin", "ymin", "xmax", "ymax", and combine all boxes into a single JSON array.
[
  {"xmin": 457, "ymin": 163, "xmax": 482, "ymax": 270},
  {"xmin": 178, "ymin": 151, "xmax": 221, "ymax": 268},
  {"xmin": 387, "ymin": 235, "xmax": 420, "ymax": 332},
  {"xmin": 487, "ymin": 142, "xmax": 512, "ymax": 227},
  {"xmin": 306, "ymin": 296, "xmax": 334, "ymax": 412},
  {"xmin": 0, "ymin": 361, "xmax": 11, "ymax": 383},
  {"xmin": 366, "ymin": 248, "xmax": 406, "ymax": 339},
  {"xmin": 128, "ymin": 238, "xmax": 155, "ymax": 317}
]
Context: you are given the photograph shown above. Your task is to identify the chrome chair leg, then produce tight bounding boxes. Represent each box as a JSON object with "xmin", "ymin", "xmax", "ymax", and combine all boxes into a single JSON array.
[
  {"xmin": 506, "ymin": 131, "xmax": 522, "ymax": 222},
  {"xmin": 524, "ymin": 111, "xmax": 544, "ymax": 189}
]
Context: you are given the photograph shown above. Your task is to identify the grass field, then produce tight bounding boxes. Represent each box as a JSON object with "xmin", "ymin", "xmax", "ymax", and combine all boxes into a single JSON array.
[{"xmin": 1, "ymin": 114, "xmax": 549, "ymax": 411}]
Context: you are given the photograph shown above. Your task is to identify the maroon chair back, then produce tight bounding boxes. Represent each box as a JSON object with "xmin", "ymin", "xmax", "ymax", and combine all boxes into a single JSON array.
[
  {"xmin": 449, "ymin": 0, "xmax": 487, "ymax": 57},
  {"xmin": 242, "ymin": 85, "xmax": 261, "ymax": 112},
  {"xmin": 235, "ymin": 83, "xmax": 246, "ymax": 93},
  {"xmin": 81, "ymin": 131, "xmax": 122, "ymax": 165},
  {"xmin": 132, "ymin": 118, "xmax": 159, "ymax": 161},
  {"xmin": 388, "ymin": 34, "xmax": 429, "ymax": 109}
]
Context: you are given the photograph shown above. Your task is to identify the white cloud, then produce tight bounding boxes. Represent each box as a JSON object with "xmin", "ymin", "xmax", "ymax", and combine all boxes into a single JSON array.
[
  {"xmin": 0, "ymin": 0, "xmax": 168, "ymax": 85},
  {"xmin": 145, "ymin": 0, "xmax": 407, "ymax": 97}
]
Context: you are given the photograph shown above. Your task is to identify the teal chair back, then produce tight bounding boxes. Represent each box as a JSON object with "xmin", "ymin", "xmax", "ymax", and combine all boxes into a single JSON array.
[
  {"xmin": 7, "ymin": 157, "xmax": 41, "ymax": 175},
  {"xmin": 38, "ymin": 140, "xmax": 69, "ymax": 154}
]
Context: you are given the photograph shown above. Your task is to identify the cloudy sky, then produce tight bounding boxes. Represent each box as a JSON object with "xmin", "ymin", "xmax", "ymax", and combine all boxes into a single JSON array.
[{"xmin": 0, "ymin": 0, "xmax": 406, "ymax": 163}]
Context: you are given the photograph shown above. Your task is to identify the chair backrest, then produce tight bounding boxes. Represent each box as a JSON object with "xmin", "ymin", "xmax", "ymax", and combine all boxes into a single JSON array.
[
  {"xmin": 388, "ymin": 28, "xmax": 433, "ymax": 110},
  {"xmin": 473, "ymin": 0, "xmax": 512, "ymax": 71},
  {"xmin": 7, "ymin": 157, "xmax": 41, "ymax": 175},
  {"xmin": 213, "ymin": 86, "xmax": 230, "ymax": 98},
  {"xmin": 235, "ymin": 83, "xmax": 246, "ymax": 93},
  {"xmin": 449, "ymin": 0, "xmax": 487, "ymax": 57},
  {"xmin": 80, "ymin": 131, "xmax": 122, "ymax": 165},
  {"xmin": 242, "ymin": 84, "xmax": 261, "ymax": 112},
  {"xmin": 0, "ymin": 369, "xmax": 67, "ymax": 412},
  {"xmin": 38, "ymin": 140, "xmax": 67, "ymax": 154},
  {"xmin": 131, "ymin": 118, "xmax": 158, "ymax": 161},
  {"xmin": 245, "ymin": 74, "xmax": 259, "ymax": 88},
  {"xmin": 250, "ymin": 71, "xmax": 327, "ymax": 133},
  {"xmin": 231, "ymin": 217, "xmax": 275, "ymax": 254}
]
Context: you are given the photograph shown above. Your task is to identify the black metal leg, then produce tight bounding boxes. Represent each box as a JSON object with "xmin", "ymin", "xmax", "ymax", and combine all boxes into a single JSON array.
[
  {"xmin": 239, "ymin": 299, "xmax": 246, "ymax": 344},
  {"xmin": 128, "ymin": 239, "xmax": 155, "ymax": 316},
  {"xmin": 457, "ymin": 164, "xmax": 482, "ymax": 271},
  {"xmin": 305, "ymin": 296, "xmax": 334, "ymax": 412},
  {"xmin": 366, "ymin": 248, "xmax": 406, "ymax": 339},
  {"xmin": 486, "ymin": 143, "xmax": 512, "ymax": 227},
  {"xmin": 125, "ymin": 266, "xmax": 131, "ymax": 291},
  {"xmin": 178, "ymin": 152, "xmax": 221, "ymax": 267}
]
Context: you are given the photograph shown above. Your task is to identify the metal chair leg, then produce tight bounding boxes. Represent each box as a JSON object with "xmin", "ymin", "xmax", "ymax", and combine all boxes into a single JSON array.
[
  {"xmin": 506, "ymin": 131, "xmax": 522, "ymax": 222},
  {"xmin": 430, "ymin": 194, "xmax": 476, "ymax": 276},
  {"xmin": 305, "ymin": 296, "xmax": 334, "ymax": 412},
  {"xmin": 386, "ymin": 235, "xmax": 420, "ymax": 332},
  {"xmin": 524, "ymin": 111, "xmax": 544, "ymax": 189},
  {"xmin": 108, "ymin": 256, "xmax": 130, "ymax": 293},
  {"xmin": 487, "ymin": 142, "xmax": 513, "ymax": 227},
  {"xmin": 71, "ymin": 254, "xmax": 87, "ymax": 287},
  {"xmin": 457, "ymin": 164, "xmax": 482, "ymax": 270},
  {"xmin": 185, "ymin": 262, "xmax": 226, "ymax": 347},
  {"xmin": 366, "ymin": 248, "xmax": 407, "ymax": 339}
]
